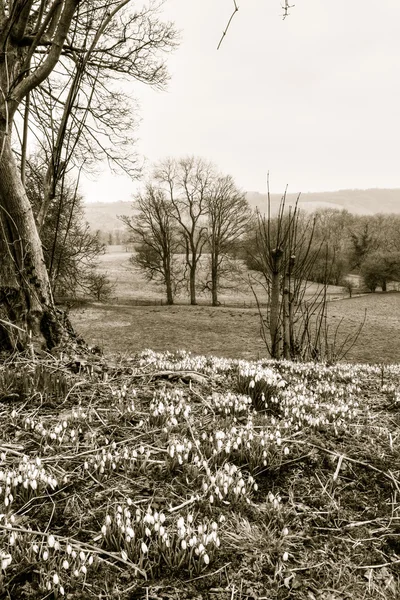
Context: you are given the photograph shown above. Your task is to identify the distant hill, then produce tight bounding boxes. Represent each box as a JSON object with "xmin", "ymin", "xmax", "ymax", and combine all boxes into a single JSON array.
[
  {"xmin": 83, "ymin": 189, "xmax": 400, "ymax": 232},
  {"xmin": 246, "ymin": 189, "xmax": 400, "ymax": 215},
  {"xmin": 83, "ymin": 200, "xmax": 132, "ymax": 232}
]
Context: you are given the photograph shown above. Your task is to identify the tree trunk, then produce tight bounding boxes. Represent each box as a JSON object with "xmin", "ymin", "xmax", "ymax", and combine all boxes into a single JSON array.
[
  {"xmin": 189, "ymin": 265, "xmax": 197, "ymax": 305},
  {"xmin": 164, "ymin": 261, "xmax": 174, "ymax": 305},
  {"xmin": 0, "ymin": 133, "xmax": 67, "ymax": 351},
  {"xmin": 282, "ymin": 276, "xmax": 290, "ymax": 360},
  {"xmin": 270, "ymin": 249, "xmax": 283, "ymax": 359},
  {"xmin": 211, "ymin": 255, "xmax": 219, "ymax": 307}
]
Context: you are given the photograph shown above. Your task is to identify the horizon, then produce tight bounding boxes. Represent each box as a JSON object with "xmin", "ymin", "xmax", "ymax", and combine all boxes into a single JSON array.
[{"xmin": 83, "ymin": 185, "xmax": 400, "ymax": 204}]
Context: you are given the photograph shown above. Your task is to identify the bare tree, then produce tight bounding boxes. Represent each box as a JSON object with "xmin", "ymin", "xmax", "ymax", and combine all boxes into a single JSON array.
[
  {"xmin": 119, "ymin": 185, "xmax": 182, "ymax": 305},
  {"xmin": 0, "ymin": 0, "xmax": 177, "ymax": 351},
  {"xmin": 206, "ymin": 175, "xmax": 251, "ymax": 306},
  {"xmin": 252, "ymin": 184, "xmax": 328, "ymax": 360},
  {"xmin": 155, "ymin": 157, "xmax": 213, "ymax": 305}
]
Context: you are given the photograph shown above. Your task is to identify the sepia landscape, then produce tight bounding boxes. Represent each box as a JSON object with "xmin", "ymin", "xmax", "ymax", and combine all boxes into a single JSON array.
[{"xmin": 0, "ymin": 2, "xmax": 400, "ymax": 600}]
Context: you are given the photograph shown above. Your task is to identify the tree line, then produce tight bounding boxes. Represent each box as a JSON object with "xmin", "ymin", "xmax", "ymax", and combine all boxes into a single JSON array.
[{"xmin": 117, "ymin": 160, "xmax": 400, "ymax": 307}]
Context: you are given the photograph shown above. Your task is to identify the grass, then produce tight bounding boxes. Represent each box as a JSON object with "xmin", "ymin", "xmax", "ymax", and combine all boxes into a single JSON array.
[
  {"xmin": 80, "ymin": 244, "xmax": 400, "ymax": 364},
  {"xmin": 69, "ymin": 292, "xmax": 400, "ymax": 364},
  {"xmin": 1, "ymin": 350, "xmax": 400, "ymax": 599}
]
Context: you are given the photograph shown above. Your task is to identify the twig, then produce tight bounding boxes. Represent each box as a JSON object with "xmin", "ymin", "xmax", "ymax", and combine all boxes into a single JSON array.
[
  {"xmin": 168, "ymin": 495, "xmax": 198, "ymax": 513},
  {"xmin": 217, "ymin": 1, "xmax": 239, "ymax": 50},
  {"xmin": 184, "ymin": 561, "xmax": 232, "ymax": 582}
]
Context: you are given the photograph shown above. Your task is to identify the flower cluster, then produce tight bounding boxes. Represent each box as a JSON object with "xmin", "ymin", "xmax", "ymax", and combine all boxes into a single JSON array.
[
  {"xmin": 167, "ymin": 437, "xmax": 202, "ymax": 469},
  {"xmin": 101, "ymin": 501, "xmax": 222, "ymax": 576},
  {"xmin": 201, "ymin": 462, "xmax": 258, "ymax": 506},
  {"xmin": 0, "ymin": 516, "xmax": 95, "ymax": 597},
  {"xmin": 84, "ymin": 443, "xmax": 149, "ymax": 481},
  {"xmin": 237, "ymin": 363, "xmax": 286, "ymax": 410},
  {"xmin": 206, "ymin": 392, "xmax": 253, "ymax": 417},
  {"xmin": 15, "ymin": 411, "xmax": 87, "ymax": 448},
  {"xmin": 0, "ymin": 454, "xmax": 57, "ymax": 509},
  {"xmin": 139, "ymin": 349, "xmax": 232, "ymax": 376},
  {"xmin": 111, "ymin": 384, "xmax": 137, "ymax": 417},
  {"xmin": 199, "ymin": 420, "xmax": 288, "ymax": 470},
  {"xmin": 149, "ymin": 388, "xmax": 191, "ymax": 428},
  {"xmin": 381, "ymin": 384, "xmax": 400, "ymax": 404}
]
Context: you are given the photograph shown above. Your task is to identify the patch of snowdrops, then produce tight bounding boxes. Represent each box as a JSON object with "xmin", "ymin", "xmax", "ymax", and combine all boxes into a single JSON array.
[
  {"xmin": 0, "ymin": 513, "xmax": 96, "ymax": 597},
  {"xmin": 205, "ymin": 392, "xmax": 253, "ymax": 417},
  {"xmin": 201, "ymin": 462, "xmax": 258, "ymax": 506},
  {"xmin": 11, "ymin": 409, "xmax": 90, "ymax": 449},
  {"xmin": 0, "ymin": 453, "xmax": 57, "ymax": 510},
  {"xmin": 237, "ymin": 360, "xmax": 360, "ymax": 431},
  {"xmin": 111, "ymin": 384, "xmax": 137, "ymax": 418},
  {"xmin": 149, "ymin": 388, "xmax": 191, "ymax": 429},
  {"xmin": 138, "ymin": 349, "xmax": 232, "ymax": 375},
  {"xmin": 101, "ymin": 500, "xmax": 223, "ymax": 576},
  {"xmin": 83, "ymin": 442, "xmax": 150, "ymax": 481}
]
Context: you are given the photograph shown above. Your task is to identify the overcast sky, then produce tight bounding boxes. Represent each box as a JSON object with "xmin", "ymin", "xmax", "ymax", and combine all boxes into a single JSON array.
[{"xmin": 81, "ymin": 0, "xmax": 400, "ymax": 202}]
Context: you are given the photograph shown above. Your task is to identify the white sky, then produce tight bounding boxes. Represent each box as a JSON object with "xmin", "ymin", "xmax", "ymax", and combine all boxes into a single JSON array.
[{"xmin": 81, "ymin": 0, "xmax": 400, "ymax": 202}]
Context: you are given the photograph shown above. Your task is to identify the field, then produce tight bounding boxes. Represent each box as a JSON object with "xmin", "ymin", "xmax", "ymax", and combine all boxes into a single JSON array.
[
  {"xmin": 69, "ymin": 293, "xmax": 400, "ymax": 365},
  {"xmin": 95, "ymin": 246, "xmax": 347, "ymax": 307},
  {"xmin": 1, "ymin": 351, "xmax": 400, "ymax": 599},
  {"xmin": 67, "ymin": 244, "xmax": 400, "ymax": 365}
]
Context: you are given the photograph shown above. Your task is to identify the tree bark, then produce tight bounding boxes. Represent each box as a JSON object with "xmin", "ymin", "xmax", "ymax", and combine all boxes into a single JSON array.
[
  {"xmin": 189, "ymin": 265, "xmax": 197, "ymax": 305},
  {"xmin": 164, "ymin": 261, "xmax": 174, "ymax": 305},
  {"xmin": 0, "ymin": 130, "xmax": 66, "ymax": 350},
  {"xmin": 270, "ymin": 248, "xmax": 283, "ymax": 359},
  {"xmin": 211, "ymin": 255, "xmax": 219, "ymax": 307}
]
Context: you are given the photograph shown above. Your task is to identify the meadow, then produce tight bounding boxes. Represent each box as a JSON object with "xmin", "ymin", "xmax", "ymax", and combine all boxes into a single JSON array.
[{"xmin": 69, "ymin": 246, "xmax": 400, "ymax": 364}]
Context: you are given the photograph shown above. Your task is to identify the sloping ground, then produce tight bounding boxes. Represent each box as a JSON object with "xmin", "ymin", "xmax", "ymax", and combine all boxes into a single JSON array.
[{"xmin": 0, "ymin": 350, "xmax": 400, "ymax": 599}]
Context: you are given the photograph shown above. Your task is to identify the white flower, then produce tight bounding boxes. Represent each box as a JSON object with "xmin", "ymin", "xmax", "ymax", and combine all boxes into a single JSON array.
[
  {"xmin": 62, "ymin": 560, "xmax": 69, "ymax": 570},
  {"xmin": 1, "ymin": 552, "xmax": 12, "ymax": 570},
  {"xmin": 141, "ymin": 542, "xmax": 148, "ymax": 554},
  {"xmin": 203, "ymin": 553, "xmax": 210, "ymax": 565},
  {"xmin": 282, "ymin": 551, "xmax": 289, "ymax": 561},
  {"xmin": 48, "ymin": 535, "xmax": 55, "ymax": 548},
  {"xmin": 53, "ymin": 573, "xmax": 60, "ymax": 585}
]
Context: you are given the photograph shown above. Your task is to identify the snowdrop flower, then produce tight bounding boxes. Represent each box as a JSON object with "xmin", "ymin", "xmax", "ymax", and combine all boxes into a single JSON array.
[{"xmin": 141, "ymin": 542, "xmax": 148, "ymax": 554}]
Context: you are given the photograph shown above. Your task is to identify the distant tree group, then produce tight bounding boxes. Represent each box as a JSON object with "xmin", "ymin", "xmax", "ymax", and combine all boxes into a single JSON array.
[
  {"xmin": 243, "ymin": 207, "xmax": 400, "ymax": 295},
  {"xmin": 121, "ymin": 157, "xmax": 252, "ymax": 306}
]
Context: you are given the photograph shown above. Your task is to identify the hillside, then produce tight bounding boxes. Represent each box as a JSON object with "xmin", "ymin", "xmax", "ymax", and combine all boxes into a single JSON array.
[
  {"xmin": 246, "ymin": 188, "xmax": 400, "ymax": 215},
  {"xmin": 83, "ymin": 189, "xmax": 400, "ymax": 232}
]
